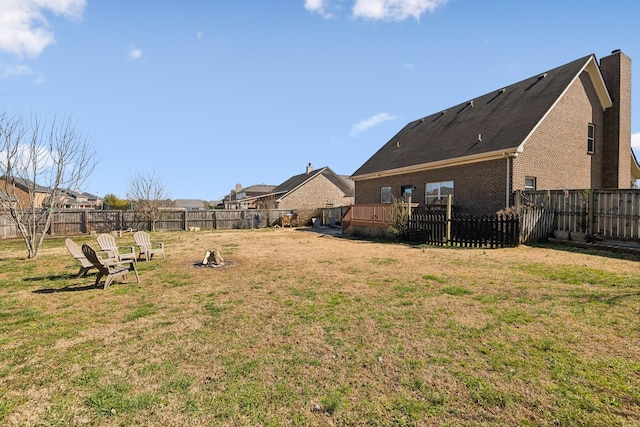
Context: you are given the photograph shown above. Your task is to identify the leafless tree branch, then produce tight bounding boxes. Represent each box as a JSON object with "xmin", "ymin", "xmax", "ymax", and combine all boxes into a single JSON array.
[
  {"xmin": 0, "ymin": 113, "xmax": 96, "ymax": 258},
  {"xmin": 127, "ymin": 171, "xmax": 171, "ymax": 231}
]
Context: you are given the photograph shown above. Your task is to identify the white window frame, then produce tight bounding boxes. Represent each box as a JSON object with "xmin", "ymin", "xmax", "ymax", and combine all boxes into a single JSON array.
[
  {"xmin": 381, "ymin": 187, "xmax": 392, "ymax": 204},
  {"xmin": 524, "ymin": 176, "xmax": 537, "ymax": 191},
  {"xmin": 425, "ymin": 181, "xmax": 454, "ymax": 205},
  {"xmin": 587, "ymin": 123, "xmax": 595, "ymax": 154}
]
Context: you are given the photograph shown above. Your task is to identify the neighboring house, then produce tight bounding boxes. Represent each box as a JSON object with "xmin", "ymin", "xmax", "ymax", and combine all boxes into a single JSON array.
[
  {"xmin": 223, "ymin": 184, "xmax": 276, "ymax": 209},
  {"xmin": 0, "ymin": 177, "xmax": 102, "ymax": 209},
  {"xmin": 174, "ymin": 199, "xmax": 207, "ymax": 210},
  {"xmin": 0, "ymin": 177, "xmax": 51, "ymax": 208},
  {"xmin": 266, "ymin": 163, "xmax": 354, "ymax": 210},
  {"xmin": 0, "ymin": 188, "xmax": 16, "ymax": 207},
  {"xmin": 352, "ymin": 50, "xmax": 640, "ymax": 214},
  {"xmin": 58, "ymin": 189, "xmax": 100, "ymax": 209}
]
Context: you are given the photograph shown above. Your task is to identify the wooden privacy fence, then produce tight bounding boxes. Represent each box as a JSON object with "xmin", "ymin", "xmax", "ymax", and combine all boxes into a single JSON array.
[
  {"xmin": 592, "ymin": 190, "xmax": 640, "ymax": 239},
  {"xmin": 519, "ymin": 207, "xmax": 555, "ymax": 244},
  {"xmin": 0, "ymin": 214, "xmax": 18, "ymax": 239},
  {"xmin": 0, "ymin": 208, "xmax": 319, "ymax": 238},
  {"xmin": 516, "ymin": 189, "xmax": 640, "ymax": 241}
]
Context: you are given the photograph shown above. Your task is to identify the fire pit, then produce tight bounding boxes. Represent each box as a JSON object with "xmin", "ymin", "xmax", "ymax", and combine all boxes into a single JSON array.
[{"xmin": 194, "ymin": 249, "xmax": 232, "ymax": 268}]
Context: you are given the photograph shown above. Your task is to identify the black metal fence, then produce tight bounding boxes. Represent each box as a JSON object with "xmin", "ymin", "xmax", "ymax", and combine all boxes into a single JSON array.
[{"xmin": 408, "ymin": 213, "xmax": 520, "ymax": 248}]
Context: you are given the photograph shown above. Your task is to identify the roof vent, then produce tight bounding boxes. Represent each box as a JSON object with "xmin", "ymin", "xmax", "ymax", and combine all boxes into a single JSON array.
[
  {"xmin": 457, "ymin": 102, "xmax": 473, "ymax": 114},
  {"xmin": 411, "ymin": 118, "xmax": 425, "ymax": 129},
  {"xmin": 478, "ymin": 133, "xmax": 482, "ymax": 142},
  {"xmin": 487, "ymin": 88, "xmax": 506, "ymax": 104},
  {"xmin": 526, "ymin": 74, "xmax": 547, "ymax": 91},
  {"xmin": 432, "ymin": 110, "xmax": 446, "ymax": 122}
]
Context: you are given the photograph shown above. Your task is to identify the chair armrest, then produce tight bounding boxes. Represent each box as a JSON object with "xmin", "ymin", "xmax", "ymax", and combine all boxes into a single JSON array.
[
  {"xmin": 118, "ymin": 245, "xmax": 136, "ymax": 254},
  {"xmin": 96, "ymin": 250, "xmax": 118, "ymax": 265},
  {"xmin": 112, "ymin": 259, "xmax": 136, "ymax": 268}
]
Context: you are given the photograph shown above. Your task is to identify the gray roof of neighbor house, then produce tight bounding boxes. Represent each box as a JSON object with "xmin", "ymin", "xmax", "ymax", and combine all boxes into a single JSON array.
[
  {"xmin": 274, "ymin": 167, "xmax": 354, "ymax": 198},
  {"xmin": 174, "ymin": 199, "xmax": 206, "ymax": 209},
  {"xmin": 1, "ymin": 176, "xmax": 52, "ymax": 193},
  {"xmin": 352, "ymin": 54, "xmax": 611, "ymax": 178},
  {"xmin": 241, "ymin": 184, "xmax": 276, "ymax": 194}
]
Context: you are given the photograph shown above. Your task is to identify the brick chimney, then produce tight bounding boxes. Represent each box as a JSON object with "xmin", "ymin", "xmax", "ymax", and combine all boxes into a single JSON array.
[{"xmin": 600, "ymin": 49, "xmax": 632, "ymax": 188}]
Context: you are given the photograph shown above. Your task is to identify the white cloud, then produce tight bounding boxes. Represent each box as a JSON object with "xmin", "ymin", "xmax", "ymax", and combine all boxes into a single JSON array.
[
  {"xmin": 0, "ymin": 0, "xmax": 86, "ymax": 57},
  {"xmin": 128, "ymin": 46, "xmax": 143, "ymax": 60},
  {"xmin": 0, "ymin": 63, "xmax": 45, "ymax": 84},
  {"xmin": 304, "ymin": 0, "xmax": 334, "ymax": 19},
  {"xmin": 632, "ymin": 132, "xmax": 640, "ymax": 150},
  {"xmin": 352, "ymin": 0, "xmax": 449, "ymax": 21},
  {"xmin": 351, "ymin": 112, "xmax": 397, "ymax": 136},
  {"xmin": 306, "ymin": 0, "xmax": 448, "ymax": 21},
  {"xmin": 197, "ymin": 31, "xmax": 203, "ymax": 40},
  {"xmin": 0, "ymin": 63, "xmax": 33, "ymax": 78}
]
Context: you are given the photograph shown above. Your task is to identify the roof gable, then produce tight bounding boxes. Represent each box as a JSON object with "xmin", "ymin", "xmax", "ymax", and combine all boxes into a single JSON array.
[
  {"xmin": 353, "ymin": 54, "xmax": 611, "ymax": 179},
  {"xmin": 274, "ymin": 167, "xmax": 354, "ymax": 200}
]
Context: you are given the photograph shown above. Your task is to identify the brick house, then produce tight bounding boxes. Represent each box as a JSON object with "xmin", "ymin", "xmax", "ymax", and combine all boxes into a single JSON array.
[
  {"xmin": 223, "ymin": 164, "xmax": 354, "ymax": 211},
  {"xmin": 270, "ymin": 164, "xmax": 354, "ymax": 210},
  {"xmin": 0, "ymin": 177, "xmax": 51, "ymax": 208},
  {"xmin": 0, "ymin": 177, "xmax": 101, "ymax": 209},
  {"xmin": 352, "ymin": 50, "xmax": 640, "ymax": 214}
]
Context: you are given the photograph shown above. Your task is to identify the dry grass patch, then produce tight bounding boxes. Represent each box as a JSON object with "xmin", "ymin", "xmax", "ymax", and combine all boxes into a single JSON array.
[{"xmin": 1, "ymin": 228, "xmax": 639, "ymax": 425}]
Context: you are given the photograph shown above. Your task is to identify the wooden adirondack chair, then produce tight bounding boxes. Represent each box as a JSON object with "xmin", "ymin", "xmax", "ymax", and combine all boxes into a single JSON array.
[
  {"xmin": 81, "ymin": 244, "xmax": 140, "ymax": 289},
  {"xmin": 133, "ymin": 231, "xmax": 166, "ymax": 261},
  {"xmin": 65, "ymin": 238, "xmax": 96, "ymax": 277},
  {"xmin": 97, "ymin": 233, "xmax": 137, "ymax": 263}
]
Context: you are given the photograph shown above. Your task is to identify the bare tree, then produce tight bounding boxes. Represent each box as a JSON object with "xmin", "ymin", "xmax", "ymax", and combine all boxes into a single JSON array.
[
  {"xmin": 255, "ymin": 194, "xmax": 278, "ymax": 227},
  {"xmin": 0, "ymin": 113, "xmax": 95, "ymax": 258},
  {"xmin": 127, "ymin": 172, "xmax": 171, "ymax": 231}
]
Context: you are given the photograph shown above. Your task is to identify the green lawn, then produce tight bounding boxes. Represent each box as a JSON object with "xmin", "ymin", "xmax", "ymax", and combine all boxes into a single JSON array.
[{"xmin": 1, "ymin": 229, "xmax": 639, "ymax": 426}]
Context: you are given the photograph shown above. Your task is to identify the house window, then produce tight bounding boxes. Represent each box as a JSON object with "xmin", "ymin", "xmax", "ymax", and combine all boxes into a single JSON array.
[
  {"xmin": 587, "ymin": 123, "xmax": 595, "ymax": 154},
  {"xmin": 401, "ymin": 185, "xmax": 414, "ymax": 202},
  {"xmin": 381, "ymin": 187, "xmax": 392, "ymax": 203},
  {"xmin": 425, "ymin": 181, "xmax": 454, "ymax": 205},
  {"xmin": 524, "ymin": 176, "xmax": 536, "ymax": 191}
]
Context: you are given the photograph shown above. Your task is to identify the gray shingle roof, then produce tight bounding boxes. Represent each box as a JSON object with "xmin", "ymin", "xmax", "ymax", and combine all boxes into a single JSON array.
[
  {"xmin": 352, "ymin": 54, "xmax": 597, "ymax": 177},
  {"xmin": 241, "ymin": 184, "xmax": 276, "ymax": 193},
  {"xmin": 274, "ymin": 167, "xmax": 353, "ymax": 198}
]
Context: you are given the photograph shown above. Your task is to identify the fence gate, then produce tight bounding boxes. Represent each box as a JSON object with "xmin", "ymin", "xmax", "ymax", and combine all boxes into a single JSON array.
[{"xmin": 519, "ymin": 207, "xmax": 554, "ymax": 244}]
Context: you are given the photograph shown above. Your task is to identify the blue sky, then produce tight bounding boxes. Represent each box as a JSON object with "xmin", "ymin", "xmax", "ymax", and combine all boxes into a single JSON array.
[{"xmin": 1, "ymin": 0, "xmax": 639, "ymax": 200}]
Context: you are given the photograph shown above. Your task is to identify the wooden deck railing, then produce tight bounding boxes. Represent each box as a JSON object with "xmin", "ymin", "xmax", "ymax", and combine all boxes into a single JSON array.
[{"xmin": 345, "ymin": 203, "xmax": 394, "ymax": 228}]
